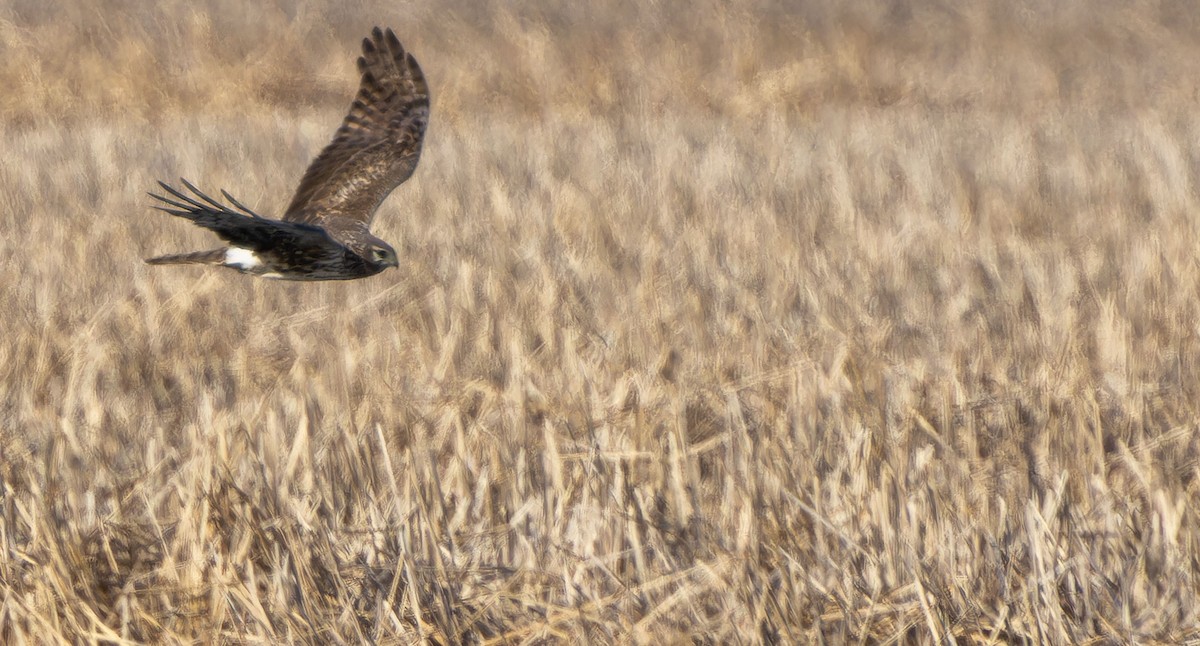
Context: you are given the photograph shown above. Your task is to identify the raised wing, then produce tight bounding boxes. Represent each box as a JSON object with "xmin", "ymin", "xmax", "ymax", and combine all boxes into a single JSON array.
[
  {"xmin": 282, "ymin": 27, "xmax": 429, "ymax": 232},
  {"xmin": 151, "ymin": 179, "xmax": 331, "ymax": 250}
]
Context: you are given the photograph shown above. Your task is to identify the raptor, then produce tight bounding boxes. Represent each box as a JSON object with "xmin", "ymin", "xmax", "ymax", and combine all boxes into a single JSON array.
[{"xmin": 145, "ymin": 27, "xmax": 429, "ymax": 281}]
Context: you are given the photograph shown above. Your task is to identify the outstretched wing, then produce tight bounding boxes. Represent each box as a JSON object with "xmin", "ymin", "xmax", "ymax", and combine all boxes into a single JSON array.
[
  {"xmin": 151, "ymin": 179, "xmax": 332, "ymax": 250},
  {"xmin": 282, "ymin": 27, "xmax": 429, "ymax": 232}
]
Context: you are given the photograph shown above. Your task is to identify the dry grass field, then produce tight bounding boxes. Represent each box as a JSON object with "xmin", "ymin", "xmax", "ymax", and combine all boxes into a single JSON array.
[{"xmin": 4, "ymin": 0, "xmax": 1200, "ymax": 642}]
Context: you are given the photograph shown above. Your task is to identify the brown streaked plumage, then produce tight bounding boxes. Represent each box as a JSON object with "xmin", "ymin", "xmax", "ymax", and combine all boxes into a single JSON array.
[{"xmin": 145, "ymin": 27, "xmax": 429, "ymax": 281}]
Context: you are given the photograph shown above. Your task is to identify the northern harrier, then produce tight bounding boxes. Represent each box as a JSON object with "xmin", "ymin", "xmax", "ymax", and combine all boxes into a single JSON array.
[{"xmin": 145, "ymin": 27, "xmax": 429, "ymax": 281}]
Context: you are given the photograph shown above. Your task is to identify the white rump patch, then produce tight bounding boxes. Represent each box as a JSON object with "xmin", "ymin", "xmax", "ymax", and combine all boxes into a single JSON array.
[{"xmin": 224, "ymin": 247, "xmax": 261, "ymax": 270}]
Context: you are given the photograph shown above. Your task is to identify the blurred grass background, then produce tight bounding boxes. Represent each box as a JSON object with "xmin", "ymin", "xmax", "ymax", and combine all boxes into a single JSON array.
[{"xmin": 3, "ymin": 0, "xmax": 1200, "ymax": 642}]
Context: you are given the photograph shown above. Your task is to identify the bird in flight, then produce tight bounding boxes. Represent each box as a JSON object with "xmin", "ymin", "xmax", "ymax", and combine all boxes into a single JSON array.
[{"xmin": 145, "ymin": 27, "xmax": 429, "ymax": 281}]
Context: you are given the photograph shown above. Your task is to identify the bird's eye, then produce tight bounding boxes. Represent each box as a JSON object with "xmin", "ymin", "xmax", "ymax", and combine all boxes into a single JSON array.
[{"xmin": 372, "ymin": 249, "xmax": 387, "ymax": 261}]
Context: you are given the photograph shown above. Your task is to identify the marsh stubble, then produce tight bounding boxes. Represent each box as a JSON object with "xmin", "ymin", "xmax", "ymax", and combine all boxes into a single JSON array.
[{"xmin": 2, "ymin": 0, "xmax": 1200, "ymax": 642}]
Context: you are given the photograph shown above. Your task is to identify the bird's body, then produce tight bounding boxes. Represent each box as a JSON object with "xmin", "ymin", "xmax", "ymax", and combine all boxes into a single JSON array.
[{"xmin": 145, "ymin": 27, "xmax": 429, "ymax": 281}]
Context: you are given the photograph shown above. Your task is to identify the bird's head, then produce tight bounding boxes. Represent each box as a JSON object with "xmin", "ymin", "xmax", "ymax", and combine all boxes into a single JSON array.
[{"xmin": 363, "ymin": 238, "xmax": 399, "ymax": 270}]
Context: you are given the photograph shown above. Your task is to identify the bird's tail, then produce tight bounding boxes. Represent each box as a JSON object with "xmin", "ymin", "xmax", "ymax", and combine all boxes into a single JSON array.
[{"xmin": 144, "ymin": 248, "xmax": 226, "ymax": 265}]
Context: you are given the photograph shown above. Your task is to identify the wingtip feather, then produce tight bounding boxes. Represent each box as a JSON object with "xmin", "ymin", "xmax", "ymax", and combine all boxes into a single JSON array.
[{"xmin": 384, "ymin": 28, "xmax": 401, "ymax": 53}]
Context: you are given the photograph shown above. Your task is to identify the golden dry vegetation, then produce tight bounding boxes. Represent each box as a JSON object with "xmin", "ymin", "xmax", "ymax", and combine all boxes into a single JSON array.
[{"xmin": 4, "ymin": 0, "xmax": 1200, "ymax": 642}]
